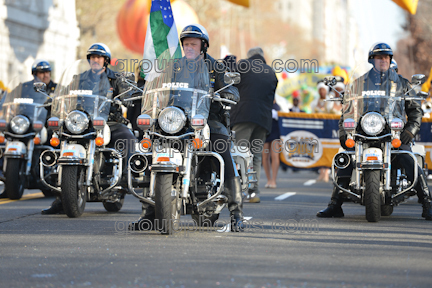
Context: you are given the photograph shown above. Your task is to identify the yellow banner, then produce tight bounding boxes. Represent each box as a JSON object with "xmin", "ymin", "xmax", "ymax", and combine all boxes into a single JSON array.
[
  {"xmin": 227, "ymin": 0, "xmax": 249, "ymax": 7},
  {"xmin": 391, "ymin": 0, "xmax": 418, "ymax": 14}
]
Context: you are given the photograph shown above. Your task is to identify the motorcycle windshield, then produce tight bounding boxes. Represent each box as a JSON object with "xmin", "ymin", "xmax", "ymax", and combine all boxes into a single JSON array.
[
  {"xmin": 342, "ymin": 60, "xmax": 406, "ymax": 124},
  {"xmin": 141, "ymin": 54, "xmax": 211, "ymax": 121},
  {"xmin": 51, "ymin": 59, "xmax": 111, "ymax": 121},
  {"xmin": 0, "ymin": 75, "xmax": 48, "ymax": 123}
]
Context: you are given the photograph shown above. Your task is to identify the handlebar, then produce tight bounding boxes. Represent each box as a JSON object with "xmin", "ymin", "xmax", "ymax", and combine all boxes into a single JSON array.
[{"xmin": 212, "ymin": 95, "xmax": 237, "ymax": 105}]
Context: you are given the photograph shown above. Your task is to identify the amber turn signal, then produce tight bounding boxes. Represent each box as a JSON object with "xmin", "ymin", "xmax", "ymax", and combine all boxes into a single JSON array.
[
  {"xmin": 141, "ymin": 138, "xmax": 152, "ymax": 149},
  {"xmin": 34, "ymin": 137, "xmax": 41, "ymax": 145},
  {"xmin": 392, "ymin": 138, "xmax": 401, "ymax": 148},
  {"xmin": 345, "ymin": 138, "xmax": 355, "ymax": 149},
  {"xmin": 0, "ymin": 135, "xmax": 5, "ymax": 144},
  {"xmin": 95, "ymin": 137, "xmax": 104, "ymax": 146},
  {"xmin": 50, "ymin": 137, "xmax": 60, "ymax": 147},
  {"xmin": 192, "ymin": 138, "xmax": 203, "ymax": 149}
]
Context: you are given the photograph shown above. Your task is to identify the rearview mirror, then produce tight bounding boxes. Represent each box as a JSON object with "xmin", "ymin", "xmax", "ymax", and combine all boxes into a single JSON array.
[
  {"xmin": 323, "ymin": 76, "xmax": 337, "ymax": 86},
  {"xmin": 224, "ymin": 72, "xmax": 241, "ymax": 85},
  {"xmin": 418, "ymin": 91, "xmax": 429, "ymax": 98},
  {"xmin": 33, "ymin": 82, "xmax": 47, "ymax": 93},
  {"xmin": 411, "ymin": 74, "xmax": 426, "ymax": 85}
]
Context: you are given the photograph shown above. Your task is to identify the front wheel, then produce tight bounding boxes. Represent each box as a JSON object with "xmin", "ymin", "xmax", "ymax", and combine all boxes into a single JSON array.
[
  {"xmin": 381, "ymin": 205, "xmax": 393, "ymax": 216},
  {"xmin": 364, "ymin": 170, "xmax": 381, "ymax": 222},
  {"xmin": 5, "ymin": 159, "xmax": 25, "ymax": 199},
  {"xmin": 154, "ymin": 173, "xmax": 180, "ymax": 235},
  {"xmin": 61, "ymin": 165, "xmax": 87, "ymax": 218},
  {"xmin": 192, "ymin": 213, "xmax": 220, "ymax": 227},
  {"xmin": 103, "ymin": 194, "xmax": 125, "ymax": 212}
]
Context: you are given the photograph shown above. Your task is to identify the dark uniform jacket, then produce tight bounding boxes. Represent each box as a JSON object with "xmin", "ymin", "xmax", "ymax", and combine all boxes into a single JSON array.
[
  {"xmin": 229, "ymin": 54, "xmax": 278, "ymax": 134},
  {"xmin": 205, "ymin": 54, "xmax": 240, "ymax": 136},
  {"xmin": 339, "ymin": 68, "xmax": 422, "ymax": 139},
  {"xmin": 73, "ymin": 68, "xmax": 133, "ymax": 125}
]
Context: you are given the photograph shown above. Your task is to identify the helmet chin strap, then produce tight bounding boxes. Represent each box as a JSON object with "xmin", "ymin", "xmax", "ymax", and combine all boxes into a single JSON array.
[{"xmin": 201, "ymin": 41, "xmax": 208, "ymax": 55}]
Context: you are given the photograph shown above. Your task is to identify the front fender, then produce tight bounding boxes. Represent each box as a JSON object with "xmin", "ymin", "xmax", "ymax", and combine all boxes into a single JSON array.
[
  {"xmin": 4, "ymin": 141, "xmax": 26, "ymax": 157},
  {"xmin": 58, "ymin": 144, "xmax": 87, "ymax": 165}
]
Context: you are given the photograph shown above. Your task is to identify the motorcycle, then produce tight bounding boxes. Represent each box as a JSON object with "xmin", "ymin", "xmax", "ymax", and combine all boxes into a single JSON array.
[
  {"xmin": 37, "ymin": 59, "xmax": 134, "ymax": 217},
  {"xmin": 126, "ymin": 53, "xmax": 249, "ymax": 234},
  {"xmin": 0, "ymin": 76, "xmax": 56, "ymax": 199},
  {"xmin": 326, "ymin": 69, "xmax": 427, "ymax": 222}
]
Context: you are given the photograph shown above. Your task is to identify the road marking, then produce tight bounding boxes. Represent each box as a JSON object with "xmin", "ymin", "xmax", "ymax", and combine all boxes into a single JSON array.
[
  {"xmin": 0, "ymin": 192, "xmax": 45, "ymax": 205},
  {"xmin": 274, "ymin": 192, "xmax": 296, "ymax": 201},
  {"xmin": 304, "ymin": 179, "xmax": 316, "ymax": 186}
]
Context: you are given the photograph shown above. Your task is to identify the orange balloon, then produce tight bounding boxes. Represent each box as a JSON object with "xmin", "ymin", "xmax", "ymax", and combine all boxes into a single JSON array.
[
  {"xmin": 116, "ymin": 0, "xmax": 136, "ymax": 52},
  {"xmin": 117, "ymin": 0, "xmax": 148, "ymax": 54}
]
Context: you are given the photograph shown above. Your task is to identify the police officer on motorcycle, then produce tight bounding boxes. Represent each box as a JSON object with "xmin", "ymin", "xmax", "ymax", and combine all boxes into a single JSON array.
[
  {"xmin": 31, "ymin": 59, "xmax": 57, "ymax": 95},
  {"xmin": 316, "ymin": 43, "xmax": 432, "ymax": 220},
  {"xmin": 0, "ymin": 60, "xmax": 57, "ymax": 199},
  {"xmin": 41, "ymin": 43, "xmax": 136, "ymax": 214},
  {"xmin": 131, "ymin": 24, "xmax": 245, "ymax": 231}
]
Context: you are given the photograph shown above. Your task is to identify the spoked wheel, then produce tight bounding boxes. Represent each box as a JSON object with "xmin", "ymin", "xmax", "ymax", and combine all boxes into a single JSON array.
[
  {"xmin": 5, "ymin": 159, "xmax": 25, "ymax": 199},
  {"xmin": 154, "ymin": 173, "xmax": 181, "ymax": 235},
  {"xmin": 364, "ymin": 170, "xmax": 381, "ymax": 222},
  {"xmin": 61, "ymin": 165, "xmax": 87, "ymax": 218}
]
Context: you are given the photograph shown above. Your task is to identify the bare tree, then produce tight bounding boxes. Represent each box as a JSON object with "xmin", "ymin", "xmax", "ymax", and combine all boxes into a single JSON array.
[{"xmin": 395, "ymin": 0, "xmax": 432, "ymax": 78}]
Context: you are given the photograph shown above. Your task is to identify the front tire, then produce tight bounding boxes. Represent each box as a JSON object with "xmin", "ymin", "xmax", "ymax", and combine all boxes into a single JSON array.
[
  {"xmin": 381, "ymin": 205, "xmax": 393, "ymax": 216},
  {"xmin": 364, "ymin": 170, "xmax": 381, "ymax": 222},
  {"xmin": 192, "ymin": 213, "xmax": 219, "ymax": 227},
  {"xmin": 5, "ymin": 159, "xmax": 25, "ymax": 199},
  {"xmin": 103, "ymin": 194, "xmax": 125, "ymax": 212},
  {"xmin": 61, "ymin": 165, "xmax": 87, "ymax": 218},
  {"xmin": 154, "ymin": 173, "xmax": 180, "ymax": 235}
]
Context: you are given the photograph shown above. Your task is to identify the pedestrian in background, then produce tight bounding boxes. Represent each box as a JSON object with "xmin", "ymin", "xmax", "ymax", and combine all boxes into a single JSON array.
[
  {"xmin": 313, "ymin": 80, "xmax": 331, "ymax": 182},
  {"xmin": 223, "ymin": 55, "xmax": 237, "ymax": 72},
  {"xmin": 230, "ymin": 47, "xmax": 278, "ymax": 203},
  {"xmin": 262, "ymin": 100, "xmax": 281, "ymax": 188},
  {"xmin": 313, "ymin": 80, "xmax": 332, "ymax": 114},
  {"xmin": 289, "ymin": 92, "xmax": 305, "ymax": 112}
]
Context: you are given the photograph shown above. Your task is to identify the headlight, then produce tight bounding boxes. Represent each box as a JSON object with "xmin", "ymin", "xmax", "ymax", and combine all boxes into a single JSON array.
[
  {"xmin": 361, "ymin": 112, "xmax": 385, "ymax": 136},
  {"xmin": 158, "ymin": 107, "xmax": 186, "ymax": 134},
  {"xmin": 65, "ymin": 111, "xmax": 89, "ymax": 134},
  {"xmin": 10, "ymin": 115, "xmax": 30, "ymax": 134}
]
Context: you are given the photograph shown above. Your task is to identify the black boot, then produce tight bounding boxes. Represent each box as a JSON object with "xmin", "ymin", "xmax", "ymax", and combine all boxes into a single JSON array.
[
  {"xmin": 41, "ymin": 197, "xmax": 64, "ymax": 215},
  {"xmin": 129, "ymin": 202, "xmax": 155, "ymax": 231},
  {"xmin": 317, "ymin": 185, "xmax": 344, "ymax": 218},
  {"xmin": 225, "ymin": 177, "xmax": 245, "ymax": 232},
  {"xmin": 415, "ymin": 173, "xmax": 432, "ymax": 220},
  {"xmin": 422, "ymin": 200, "xmax": 432, "ymax": 220}
]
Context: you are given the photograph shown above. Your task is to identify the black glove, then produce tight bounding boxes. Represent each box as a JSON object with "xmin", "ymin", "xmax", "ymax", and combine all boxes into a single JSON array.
[
  {"xmin": 400, "ymin": 130, "xmax": 414, "ymax": 145},
  {"xmin": 339, "ymin": 135, "xmax": 348, "ymax": 150},
  {"xmin": 220, "ymin": 92, "xmax": 237, "ymax": 101}
]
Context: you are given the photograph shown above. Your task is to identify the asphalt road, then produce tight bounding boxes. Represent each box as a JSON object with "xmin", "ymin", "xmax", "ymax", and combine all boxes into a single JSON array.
[{"xmin": 1, "ymin": 169, "xmax": 431, "ymax": 288}]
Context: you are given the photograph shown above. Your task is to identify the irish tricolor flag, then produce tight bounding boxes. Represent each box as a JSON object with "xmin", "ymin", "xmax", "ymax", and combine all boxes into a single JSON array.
[{"xmin": 143, "ymin": 0, "xmax": 182, "ymax": 80}]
